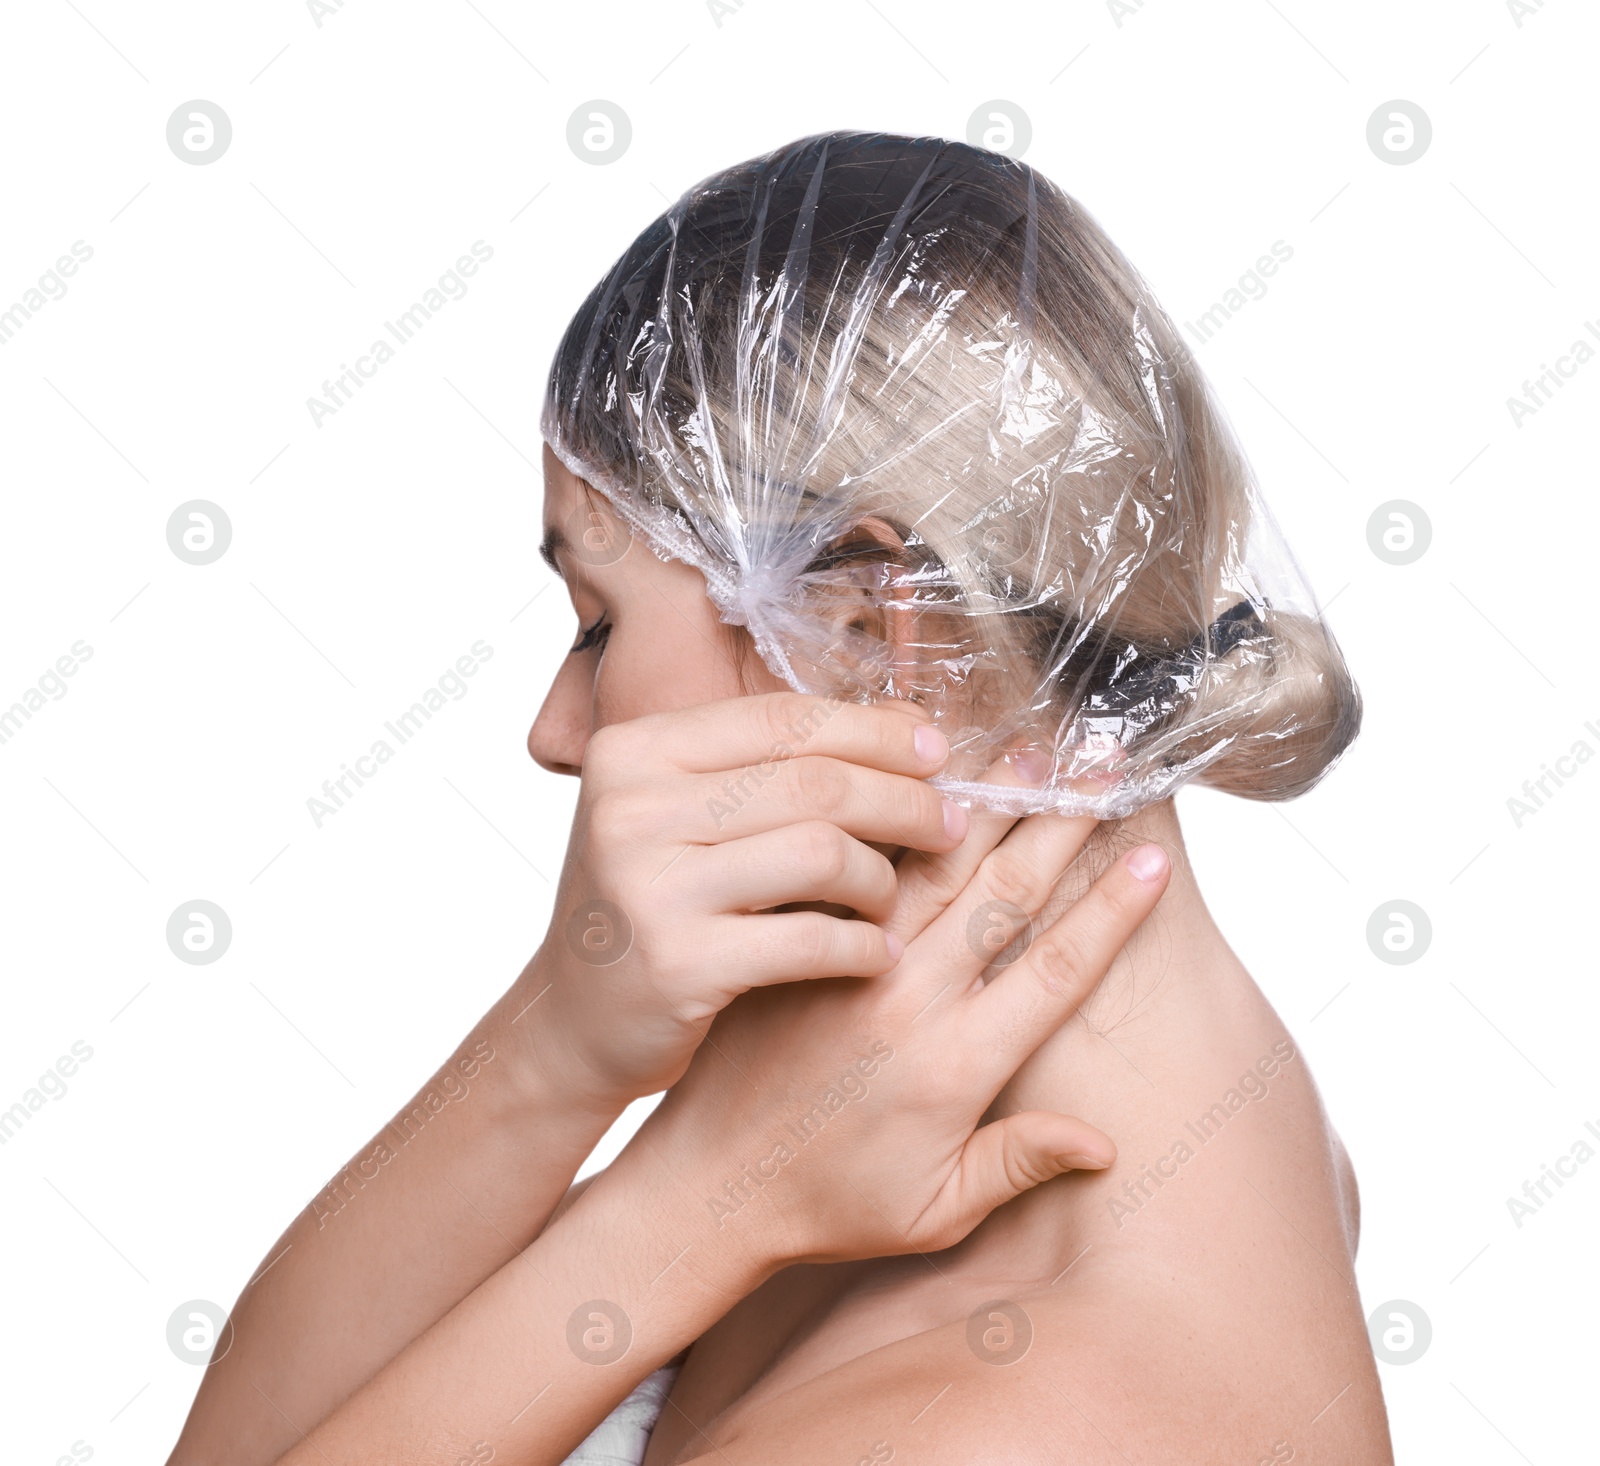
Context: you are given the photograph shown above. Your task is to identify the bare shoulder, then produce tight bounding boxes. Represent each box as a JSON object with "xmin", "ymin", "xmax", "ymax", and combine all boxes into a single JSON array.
[{"xmin": 664, "ymin": 1267, "xmax": 1391, "ymax": 1466}]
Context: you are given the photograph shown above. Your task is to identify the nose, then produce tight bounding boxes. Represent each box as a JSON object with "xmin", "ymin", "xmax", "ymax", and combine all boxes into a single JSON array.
[{"xmin": 527, "ymin": 659, "xmax": 591, "ymax": 777}]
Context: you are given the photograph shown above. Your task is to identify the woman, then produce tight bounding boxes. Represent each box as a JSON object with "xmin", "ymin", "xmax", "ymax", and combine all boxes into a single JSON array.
[{"xmin": 169, "ymin": 132, "xmax": 1390, "ymax": 1464}]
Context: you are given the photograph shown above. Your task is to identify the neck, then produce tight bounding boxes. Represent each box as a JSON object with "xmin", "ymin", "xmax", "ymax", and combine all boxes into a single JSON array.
[
  {"xmin": 1038, "ymin": 797, "xmax": 1245, "ymax": 1045},
  {"xmin": 950, "ymin": 796, "xmax": 1290, "ymax": 1282}
]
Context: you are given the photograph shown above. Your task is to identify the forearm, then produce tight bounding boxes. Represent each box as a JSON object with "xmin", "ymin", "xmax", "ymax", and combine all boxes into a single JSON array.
[
  {"xmin": 169, "ymin": 955, "xmax": 626, "ymax": 1466},
  {"xmin": 271, "ymin": 1135, "xmax": 774, "ymax": 1466}
]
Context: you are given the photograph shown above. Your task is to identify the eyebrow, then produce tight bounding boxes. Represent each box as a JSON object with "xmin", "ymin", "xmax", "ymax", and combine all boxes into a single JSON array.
[{"xmin": 539, "ymin": 526, "xmax": 568, "ymax": 577}]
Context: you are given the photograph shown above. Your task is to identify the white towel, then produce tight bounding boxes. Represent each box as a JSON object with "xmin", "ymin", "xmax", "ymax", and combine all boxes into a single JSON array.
[{"xmin": 559, "ymin": 1362, "xmax": 683, "ymax": 1466}]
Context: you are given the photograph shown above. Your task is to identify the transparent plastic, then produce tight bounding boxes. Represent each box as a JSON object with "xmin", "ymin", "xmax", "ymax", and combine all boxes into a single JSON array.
[{"xmin": 542, "ymin": 131, "xmax": 1359, "ymax": 816}]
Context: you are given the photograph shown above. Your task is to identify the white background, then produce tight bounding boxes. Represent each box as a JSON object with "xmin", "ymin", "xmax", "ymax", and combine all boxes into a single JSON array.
[{"xmin": 1, "ymin": 0, "xmax": 1594, "ymax": 1459}]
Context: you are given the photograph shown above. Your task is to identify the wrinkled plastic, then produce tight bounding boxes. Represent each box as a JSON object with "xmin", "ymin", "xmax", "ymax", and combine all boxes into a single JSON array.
[{"xmin": 541, "ymin": 131, "xmax": 1359, "ymax": 817}]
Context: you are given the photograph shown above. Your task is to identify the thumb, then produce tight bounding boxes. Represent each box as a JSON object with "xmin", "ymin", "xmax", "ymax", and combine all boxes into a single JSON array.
[{"xmin": 950, "ymin": 1111, "xmax": 1117, "ymax": 1220}]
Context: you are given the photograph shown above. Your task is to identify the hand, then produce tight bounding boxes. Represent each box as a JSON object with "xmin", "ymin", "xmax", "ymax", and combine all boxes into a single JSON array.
[
  {"xmin": 618, "ymin": 800, "xmax": 1171, "ymax": 1267},
  {"xmin": 515, "ymin": 692, "xmax": 969, "ymax": 1111}
]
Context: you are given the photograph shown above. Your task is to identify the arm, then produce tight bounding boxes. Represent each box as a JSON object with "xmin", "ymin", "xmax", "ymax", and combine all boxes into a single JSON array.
[
  {"xmin": 273, "ymin": 1135, "xmax": 776, "ymax": 1466},
  {"xmin": 167, "ymin": 963, "xmax": 624, "ymax": 1465}
]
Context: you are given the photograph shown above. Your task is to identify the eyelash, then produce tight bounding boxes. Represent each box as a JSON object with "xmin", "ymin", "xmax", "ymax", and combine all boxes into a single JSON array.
[{"xmin": 570, "ymin": 614, "xmax": 611, "ymax": 656}]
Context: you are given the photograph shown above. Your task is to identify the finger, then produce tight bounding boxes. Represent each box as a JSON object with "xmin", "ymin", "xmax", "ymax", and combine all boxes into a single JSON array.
[
  {"xmin": 698, "ymin": 756, "xmax": 968, "ymax": 854},
  {"xmin": 689, "ymin": 822, "xmax": 898, "ymax": 923},
  {"xmin": 712, "ymin": 910, "xmax": 902, "ymax": 988},
  {"xmin": 626, "ymin": 692, "xmax": 945, "ymax": 779},
  {"xmin": 970, "ymin": 842, "xmax": 1171, "ymax": 1074},
  {"xmin": 924, "ymin": 1111, "xmax": 1116, "ymax": 1239},
  {"xmin": 890, "ymin": 751, "xmax": 1046, "ymax": 943},
  {"xmin": 905, "ymin": 809, "xmax": 1101, "ymax": 994},
  {"xmin": 891, "ymin": 746, "xmax": 1128, "ymax": 944}
]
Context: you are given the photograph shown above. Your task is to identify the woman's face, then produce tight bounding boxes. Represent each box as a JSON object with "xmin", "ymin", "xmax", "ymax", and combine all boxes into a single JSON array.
[{"xmin": 528, "ymin": 444, "xmax": 786, "ymax": 776}]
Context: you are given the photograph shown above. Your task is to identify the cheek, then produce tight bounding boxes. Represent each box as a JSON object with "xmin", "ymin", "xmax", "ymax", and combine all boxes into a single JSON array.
[{"xmin": 593, "ymin": 614, "xmax": 774, "ymax": 726}]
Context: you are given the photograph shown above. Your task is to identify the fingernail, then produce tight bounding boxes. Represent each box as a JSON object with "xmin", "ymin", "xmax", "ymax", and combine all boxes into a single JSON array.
[
  {"xmin": 1125, "ymin": 843, "xmax": 1170, "ymax": 884},
  {"xmin": 942, "ymin": 799, "xmax": 969, "ymax": 843},
  {"xmin": 1006, "ymin": 747, "xmax": 1052, "ymax": 785},
  {"xmin": 1082, "ymin": 754, "xmax": 1127, "ymax": 790},
  {"xmin": 1059, "ymin": 1152, "xmax": 1112, "ymax": 1170},
  {"xmin": 884, "ymin": 930, "xmax": 905, "ymax": 963},
  {"xmin": 914, "ymin": 723, "xmax": 948, "ymax": 765}
]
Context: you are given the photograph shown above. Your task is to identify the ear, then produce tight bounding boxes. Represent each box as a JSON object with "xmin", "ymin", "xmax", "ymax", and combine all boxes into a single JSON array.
[{"xmin": 799, "ymin": 516, "xmax": 940, "ymax": 703}]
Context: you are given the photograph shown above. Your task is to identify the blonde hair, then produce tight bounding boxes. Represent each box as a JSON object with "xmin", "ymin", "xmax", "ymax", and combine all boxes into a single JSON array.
[{"xmin": 543, "ymin": 131, "xmax": 1360, "ymax": 811}]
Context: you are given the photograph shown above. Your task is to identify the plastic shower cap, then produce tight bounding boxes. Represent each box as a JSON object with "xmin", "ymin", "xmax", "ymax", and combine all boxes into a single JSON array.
[{"xmin": 541, "ymin": 130, "xmax": 1361, "ymax": 817}]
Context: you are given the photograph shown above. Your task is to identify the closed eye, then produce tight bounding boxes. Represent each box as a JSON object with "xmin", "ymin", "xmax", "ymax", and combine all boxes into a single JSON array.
[{"xmin": 570, "ymin": 614, "xmax": 611, "ymax": 655}]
